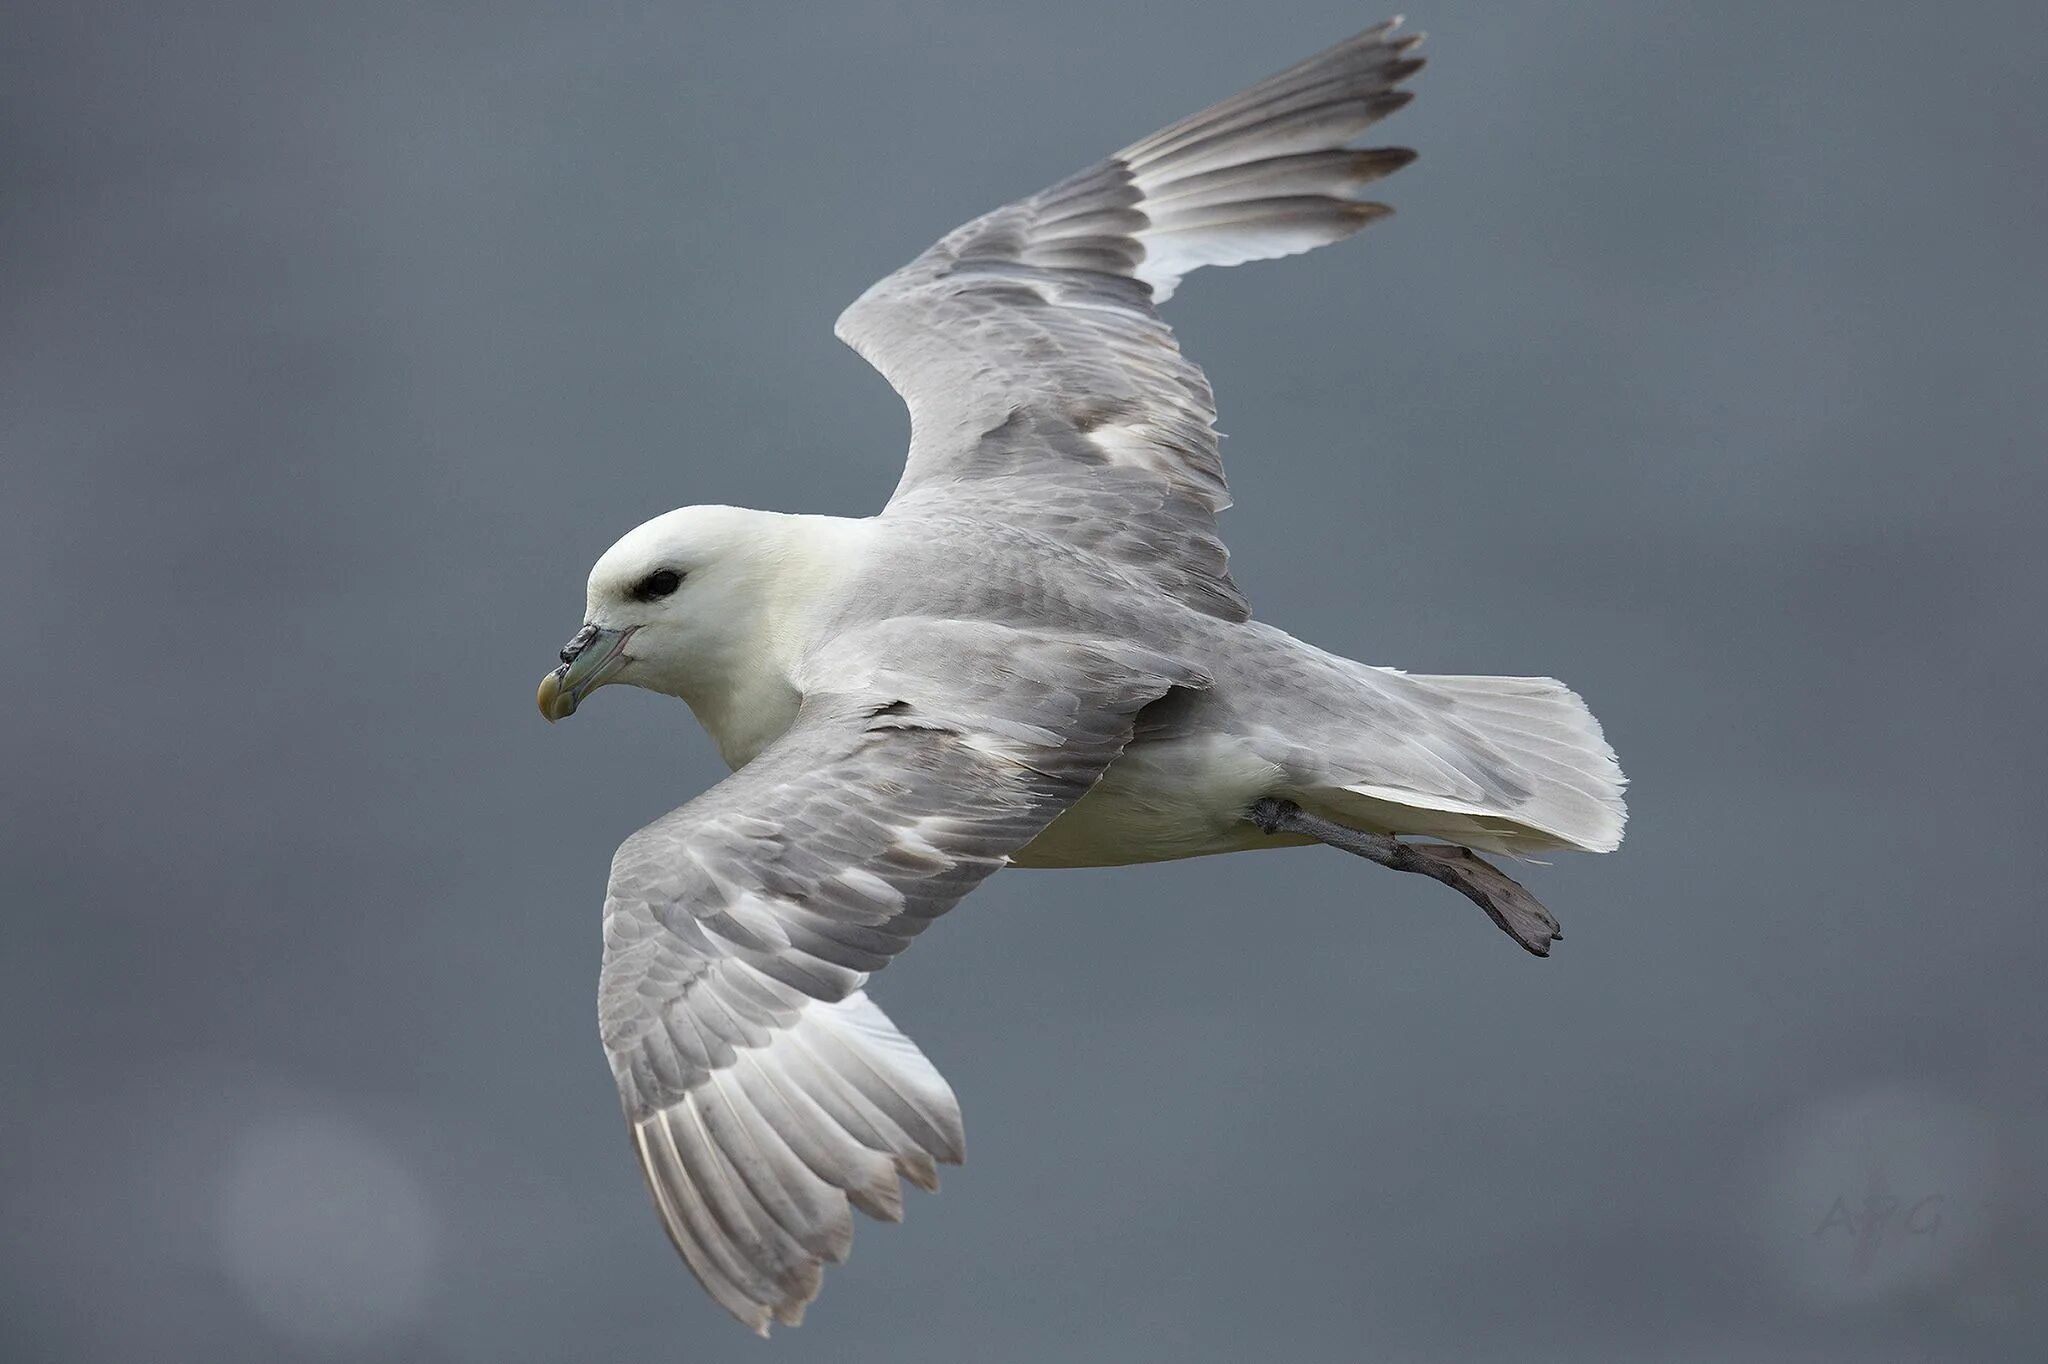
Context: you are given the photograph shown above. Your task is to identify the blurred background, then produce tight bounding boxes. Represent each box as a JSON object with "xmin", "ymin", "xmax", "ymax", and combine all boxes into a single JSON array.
[{"xmin": 6, "ymin": 2, "xmax": 2045, "ymax": 1360}]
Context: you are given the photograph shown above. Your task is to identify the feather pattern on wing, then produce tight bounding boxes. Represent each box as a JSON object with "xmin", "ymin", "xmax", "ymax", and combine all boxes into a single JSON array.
[
  {"xmin": 598, "ymin": 622, "xmax": 1205, "ymax": 1332},
  {"xmin": 838, "ymin": 20, "xmax": 1425, "ymax": 622}
]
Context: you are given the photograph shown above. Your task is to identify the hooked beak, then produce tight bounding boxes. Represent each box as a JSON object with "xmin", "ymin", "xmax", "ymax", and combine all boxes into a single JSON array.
[{"xmin": 537, "ymin": 623, "xmax": 638, "ymax": 722}]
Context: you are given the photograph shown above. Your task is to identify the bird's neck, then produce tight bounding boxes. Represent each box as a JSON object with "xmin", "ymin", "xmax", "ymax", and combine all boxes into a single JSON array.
[{"xmin": 673, "ymin": 512, "xmax": 872, "ymax": 769}]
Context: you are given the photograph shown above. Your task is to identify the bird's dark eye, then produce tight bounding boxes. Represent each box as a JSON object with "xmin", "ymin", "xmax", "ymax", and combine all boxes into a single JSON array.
[{"xmin": 632, "ymin": 568, "xmax": 684, "ymax": 601}]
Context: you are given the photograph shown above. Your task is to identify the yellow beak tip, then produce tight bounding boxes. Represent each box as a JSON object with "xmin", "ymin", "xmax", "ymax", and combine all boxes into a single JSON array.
[{"xmin": 536, "ymin": 672, "xmax": 574, "ymax": 722}]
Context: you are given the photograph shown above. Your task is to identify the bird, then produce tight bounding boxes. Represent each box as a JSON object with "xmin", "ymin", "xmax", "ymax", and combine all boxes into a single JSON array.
[{"xmin": 536, "ymin": 18, "xmax": 1625, "ymax": 1334}]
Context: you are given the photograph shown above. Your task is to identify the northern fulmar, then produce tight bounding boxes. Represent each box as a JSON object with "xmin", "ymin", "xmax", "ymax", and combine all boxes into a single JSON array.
[{"xmin": 536, "ymin": 18, "xmax": 1626, "ymax": 1333}]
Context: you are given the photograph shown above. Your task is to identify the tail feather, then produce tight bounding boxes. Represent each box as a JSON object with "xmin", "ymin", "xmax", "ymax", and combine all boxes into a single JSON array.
[{"xmin": 1316, "ymin": 671, "xmax": 1627, "ymax": 857}]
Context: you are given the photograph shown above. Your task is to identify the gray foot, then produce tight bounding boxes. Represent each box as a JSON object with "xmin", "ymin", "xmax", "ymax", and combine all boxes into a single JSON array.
[{"xmin": 1247, "ymin": 798, "xmax": 1563, "ymax": 957}]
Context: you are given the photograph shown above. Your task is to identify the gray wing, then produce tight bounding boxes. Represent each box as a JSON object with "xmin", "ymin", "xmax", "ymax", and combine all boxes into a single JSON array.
[
  {"xmin": 599, "ymin": 622, "xmax": 1204, "ymax": 1333},
  {"xmin": 838, "ymin": 20, "xmax": 1424, "ymax": 621}
]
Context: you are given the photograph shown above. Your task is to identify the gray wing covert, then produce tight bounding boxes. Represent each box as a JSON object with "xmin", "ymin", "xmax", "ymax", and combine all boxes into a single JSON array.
[
  {"xmin": 598, "ymin": 621, "xmax": 1204, "ymax": 1333},
  {"xmin": 836, "ymin": 20, "xmax": 1425, "ymax": 620}
]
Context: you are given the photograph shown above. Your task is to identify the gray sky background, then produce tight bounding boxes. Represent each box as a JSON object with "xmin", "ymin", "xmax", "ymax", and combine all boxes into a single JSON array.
[{"xmin": 6, "ymin": 2, "xmax": 2046, "ymax": 1360}]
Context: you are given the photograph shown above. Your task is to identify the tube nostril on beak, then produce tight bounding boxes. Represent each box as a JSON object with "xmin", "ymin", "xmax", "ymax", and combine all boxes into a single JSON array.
[{"xmin": 560, "ymin": 622, "xmax": 599, "ymax": 666}]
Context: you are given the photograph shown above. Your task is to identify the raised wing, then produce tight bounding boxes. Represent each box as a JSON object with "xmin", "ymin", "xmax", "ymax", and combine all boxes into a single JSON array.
[
  {"xmin": 599, "ymin": 622, "xmax": 1203, "ymax": 1332},
  {"xmin": 838, "ymin": 20, "xmax": 1424, "ymax": 621}
]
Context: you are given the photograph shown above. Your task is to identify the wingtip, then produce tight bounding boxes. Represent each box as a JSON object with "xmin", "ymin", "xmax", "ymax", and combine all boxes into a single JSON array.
[{"xmin": 1370, "ymin": 15, "xmax": 1426, "ymax": 49}]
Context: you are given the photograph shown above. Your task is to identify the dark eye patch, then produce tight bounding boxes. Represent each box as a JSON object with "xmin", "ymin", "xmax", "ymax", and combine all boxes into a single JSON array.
[{"xmin": 632, "ymin": 568, "xmax": 684, "ymax": 601}]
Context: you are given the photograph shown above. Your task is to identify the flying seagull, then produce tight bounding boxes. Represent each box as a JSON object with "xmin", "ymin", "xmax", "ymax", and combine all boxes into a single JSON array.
[{"xmin": 538, "ymin": 18, "xmax": 1625, "ymax": 1333}]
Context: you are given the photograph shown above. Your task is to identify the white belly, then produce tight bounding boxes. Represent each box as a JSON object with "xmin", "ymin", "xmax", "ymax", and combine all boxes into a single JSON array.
[{"xmin": 1011, "ymin": 734, "xmax": 1310, "ymax": 869}]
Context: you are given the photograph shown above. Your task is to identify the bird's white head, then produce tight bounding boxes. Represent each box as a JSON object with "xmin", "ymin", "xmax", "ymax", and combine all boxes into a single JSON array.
[
  {"xmin": 537, "ymin": 505, "xmax": 864, "ymax": 733},
  {"xmin": 538, "ymin": 504, "xmax": 784, "ymax": 721}
]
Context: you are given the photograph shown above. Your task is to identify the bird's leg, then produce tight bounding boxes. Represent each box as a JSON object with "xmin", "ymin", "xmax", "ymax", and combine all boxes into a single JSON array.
[{"xmin": 1246, "ymin": 797, "xmax": 1563, "ymax": 957}]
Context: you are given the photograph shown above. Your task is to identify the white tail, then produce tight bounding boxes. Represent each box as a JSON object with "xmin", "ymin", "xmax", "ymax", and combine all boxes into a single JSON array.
[{"xmin": 1316, "ymin": 672, "xmax": 1628, "ymax": 857}]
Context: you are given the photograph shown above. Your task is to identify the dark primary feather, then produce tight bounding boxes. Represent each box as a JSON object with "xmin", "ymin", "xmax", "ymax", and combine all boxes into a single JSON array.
[{"xmin": 838, "ymin": 19, "xmax": 1424, "ymax": 622}]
